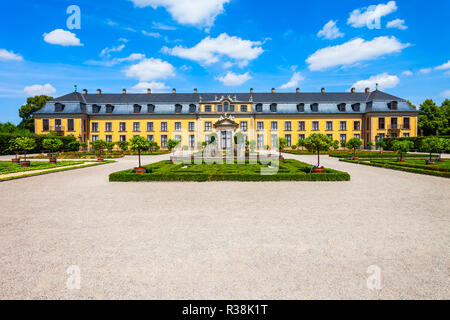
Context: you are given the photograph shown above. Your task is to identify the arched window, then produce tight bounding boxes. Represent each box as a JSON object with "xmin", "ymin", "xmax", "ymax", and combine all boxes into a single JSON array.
[
  {"xmin": 310, "ymin": 103, "xmax": 319, "ymax": 112},
  {"xmin": 351, "ymin": 103, "xmax": 360, "ymax": 112},
  {"xmin": 388, "ymin": 101, "xmax": 398, "ymax": 110},
  {"xmin": 337, "ymin": 103, "xmax": 346, "ymax": 112},
  {"xmin": 92, "ymin": 104, "xmax": 101, "ymax": 113},
  {"xmin": 256, "ymin": 103, "xmax": 263, "ymax": 112},
  {"xmin": 175, "ymin": 104, "xmax": 182, "ymax": 113},
  {"xmin": 270, "ymin": 103, "xmax": 277, "ymax": 112},
  {"xmin": 223, "ymin": 102, "xmax": 229, "ymax": 112},
  {"xmin": 189, "ymin": 104, "xmax": 196, "ymax": 113},
  {"xmin": 147, "ymin": 104, "xmax": 155, "ymax": 113},
  {"xmin": 297, "ymin": 103, "xmax": 305, "ymax": 112},
  {"xmin": 55, "ymin": 103, "xmax": 65, "ymax": 112},
  {"xmin": 133, "ymin": 104, "xmax": 142, "ymax": 113},
  {"xmin": 106, "ymin": 104, "xmax": 114, "ymax": 113}
]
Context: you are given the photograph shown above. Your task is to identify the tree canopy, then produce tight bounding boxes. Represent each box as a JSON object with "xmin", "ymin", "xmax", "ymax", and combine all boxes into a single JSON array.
[
  {"xmin": 418, "ymin": 99, "xmax": 450, "ymax": 136},
  {"xmin": 18, "ymin": 95, "xmax": 53, "ymax": 132}
]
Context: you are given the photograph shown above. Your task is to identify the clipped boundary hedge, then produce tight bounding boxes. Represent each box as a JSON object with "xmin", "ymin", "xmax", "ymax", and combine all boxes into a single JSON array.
[
  {"xmin": 0, "ymin": 133, "xmax": 76, "ymax": 155},
  {"xmin": 329, "ymin": 152, "xmax": 435, "ymax": 159},
  {"xmin": 340, "ymin": 159, "xmax": 450, "ymax": 178},
  {"xmin": 383, "ymin": 136, "xmax": 450, "ymax": 151}
]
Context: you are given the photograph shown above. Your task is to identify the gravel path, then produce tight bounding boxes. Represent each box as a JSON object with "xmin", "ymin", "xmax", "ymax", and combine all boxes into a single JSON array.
[{"xmin": 0, "ymin": 154, "xmax": 448, "ymax": 300}]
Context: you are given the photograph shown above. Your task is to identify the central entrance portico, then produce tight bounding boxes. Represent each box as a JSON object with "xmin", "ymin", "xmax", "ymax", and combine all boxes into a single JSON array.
[{"xmin": 214, "ymin": 114, "xmax": 239, "ymax": 151}]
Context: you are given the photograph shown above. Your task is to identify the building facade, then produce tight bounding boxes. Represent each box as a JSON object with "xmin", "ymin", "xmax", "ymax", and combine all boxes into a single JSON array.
[{"xmin": 34, "ymin": 88, "xmax": 418, "ymax": 149}]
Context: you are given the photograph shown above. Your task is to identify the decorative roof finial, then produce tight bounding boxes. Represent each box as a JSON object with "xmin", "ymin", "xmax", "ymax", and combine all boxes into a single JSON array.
[
  {"xmin": 74, "ymin": 85, "xmax": 77, "ymax": 92},
  {"xmin": 376, "ymin": 83, "xmax": 379, "ymax": 91}
]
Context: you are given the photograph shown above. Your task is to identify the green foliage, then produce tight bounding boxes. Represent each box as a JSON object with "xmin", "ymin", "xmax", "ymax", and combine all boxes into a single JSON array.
[
  {"xmin": 332, "ymin": 140, "xmax": 339, "ymax": 150},
  {"xmin": 105, "ymin": 141, "xmax": 116, "ymax": 152},
  {"xmin": 347, "ymin": 138, "xmax": 363, "ymax": 155},
  {"xmin": 0, "ymin": 132, "xmax": 76, "ymax": 155},
  {"xmin": 304, "ymin": 133, "xmax": 333, "ymax": 153},
  {"xmin": 278, "ymin": 137, "xmax": 288, "ymax": 150},
  {"xmin": 148, "ymin": 141, "xmax": 159, "ymax": 152},
  {"xmin": 42, "ymin": 138, "xmax": 64, "ymax": 155},
  {"xmin": 117, "ymin": 141, "xmax": 129, "ymax": 152},
  {"xmin": 375, "ymin": 139, "xmax": 387, "ymax": 151},
  {"xmin": 421, "ymin": 136, "xmax": 443, "ymax": 160},
  {"xmin": 418, "ymin": 99, "xmax": 450, "ymax": 136},
  {"xmin": 129, "ymin": 136, "xmax": 149, "ymax": 151},
  {"xmin": 234, "ymin": 131, "xmax": 246, "ymax": 145},
  {"xmin": 367, "ymin": 141, "xmax": 373, "ymax": 148},
  {"xmin": 291, "ymin": 144, "xmax": 297, "ymax": 150},
  {"xmin": 18, "ymin": 95, "xmax": 53, "ymax": 131},
  {"xmin": 68, "ymin": 141, "xmax": 81, "ymax": 152},
  {"xmin": 167, "ymin": 138, "xmax": 180, "ymax": 151},
  {"xmin": 392, "ymin": 140, "xmax": 414, "ymax": 158},
  {"xmin": 249, "ymin": 140, "xmax": 256, "ymax": 151},
  {"xmin": 297, "ymin": 139, "xmax": 305, "ymax": 150},
  {"xmin": 340, "ymin": 140, "xmax": 347, "ymax": 149},
  {"xmin": 91, "ymin": 140, "xmax": 107, "ymax": 155}
]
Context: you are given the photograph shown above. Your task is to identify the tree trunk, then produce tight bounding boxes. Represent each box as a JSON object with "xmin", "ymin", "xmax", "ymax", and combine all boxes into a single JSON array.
[
  {"xmin": 317, "ymin": 150, "xmax": 320, "ymax": 167},
  {"xmin": 138, "ymin": 149, "xmax": 141, "ymax": 168}
]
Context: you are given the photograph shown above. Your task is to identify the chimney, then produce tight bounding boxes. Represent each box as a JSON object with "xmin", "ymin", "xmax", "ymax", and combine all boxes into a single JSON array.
[
  {"xmin": 296, "ymin": 88, "xmax": 300, "ymax": 94},
  {"xmin": 97, "ymin": 89, "xmax": 102, "ymax": 95},
  {"xmin": 351, "ymin": 87, "xmax": 356, "ymax": 93},
  {"xmin": 82, "ymin": 89, "xmax": 87, "ymax": 95},
  {"xmin": 271, "ymin": 88, "xmax": 275, "ymax": 94},
  {"xmin": 147, "ymin": 88, "xmax": 151, "ymax": 94},
  {"xmin": 122, "ymin": 88, "xmax": 126, "ymax": 95},
  {"xmin": 321, "ymin": 88, "xmax": 325, "ymax": 93},
  {"xmin": 172, "ymin": 88, "xmax": 176, "ymax": 94},
  {"xmin": 365, "ymin": 87, "xmax": 370, "ymax": 94},
  {"xmin": 194, "ymin": 88, "xmax": 198, "ymax": 94},
  {"xmin": 250, "ymin": 88, "xmax": 254, "ymax": 94}
]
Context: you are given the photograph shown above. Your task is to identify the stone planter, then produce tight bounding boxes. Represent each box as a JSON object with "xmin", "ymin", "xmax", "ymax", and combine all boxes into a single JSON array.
[
  {"xmin": 351, "ymin": 156, "xmax": 359, "ymax": 161},
  {"xmin": 20, "ymin": 160, "xmax": 31, "ymax": 167},
  {"xmin": 134, "ymin": 167, "xmax": 147, "ymax": 173},
  {"xmin": 426, "ymin": 160, "xmax": 436, "ymax": 165},
  {"xmin": 49, "ymin": 157, "xmax": 57, "ymax": 164},
  {"xmin": 97, "ymin": 157, "xmax": 104, "ymax": 162},
  {"xmin": 11, "ymin": 158, "xmax": 20, "ymax": 164},
  {"xmin": 437, "ymin": 158, "xmax": 445, "ymax": 162},
  {"xmin": 279, "ymin": 156, "xmax": 285, "ymax": 161},
  {"xmin": 397, "ymin": 158, "xmax": 405, "ymax": 162},
  {"xmin": 312, "ymin": 166, "xmax": 324, "ymax": 173}
]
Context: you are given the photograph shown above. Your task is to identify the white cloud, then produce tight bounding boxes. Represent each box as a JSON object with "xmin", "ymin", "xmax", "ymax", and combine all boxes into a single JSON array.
[
  {"xmin": 440, "ymin": 90, "xmax": 450, "ymax": 98},
  {"xmin": 348, "ymin": 1, "xmax": 397, "ymax": 28},
  {"xmin": 215, "ymin": 71, "xmax": 252, "ymax": 86},
  {"xmin": 124, "ymin": 58, "xmax": 176, "ymax": 81},
  {"xmin": 142, "ymin": 30, "xmax": 162, "ymax": 38},
  {"xmin": 162, "ymin": 33, "xmax": 263, "ymax": 67},
  {"xmin": 86, "ymin": 53, "xmax": 146, "ymax": 66},
  {"xmin": 130, "ymin": 0, "xmax": 230, "ymax": 29},
  {"xmin": 100, "ymin": 44, "xmax": 125, "ymax": 57},
  {"xmin": 24, "ymin": 84, "xmax": 57, "ymax": 96},
  {"xmin": 402, "ymin": 70, "xmax": 413, "ymax": 76},
  {"xmin": 279, "ymin": 72, "xmax": 305, "ymax": 89},
  {"xmin": 306, "ymin": 36, "xmax": 409, "ymax": 71},
  {"xmin": 152, "ymin": 22, "xmax": 176, "ymax": 30},
  {"xmin": 118, "ymin": 38, "xmax": 128, "ymax": 43},
  {"xmin": 0, "ymin": 49, "xmax": 23, "ymax": 61},
  {"xmin": 435, "ymin": 60, "xmax": 450, "ymax": 70},
  {"xmin": 131, "ymin": 81, "xmax": 169, "ymax": 93},
  {"xmin": 352, "ymin": 73, "xmax": 400, "ymax": 91},
  {"xmin": 43, "ymin": 29, "xmax": 83, "ymax": 46},
  {"xmin": 419, "ymin": 68, "xmax": 432, "ymax": 74},
  {"xmin": 317, "ymin": 20, "xmax": 344, "ymax": 40},
  {"xmin": 387, "ymin": 19, "xmax": 407, "ymax": 30}
]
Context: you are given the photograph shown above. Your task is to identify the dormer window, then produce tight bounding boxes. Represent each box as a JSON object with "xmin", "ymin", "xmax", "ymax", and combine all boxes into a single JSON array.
[
  {"xmin": 54, "ymin": 103, "xmax": 65, "ymax": 112},
  {"xmin": 189, "ymin": 104, "xmax": 196, "ymax": 113},
  {"xmin": 270, "ymin": 103, "xmax": 277, "ymax": 113},
  {"xmin": 223, "ymin": 102, "xmax": 229, "ymax": 112},
  {"xmin": 175, "ymin": 104, "xmax": 182, "ymax": 113},
  {"xmin": 387, "ymin": 101, "xmax": 398, "ymax": 110},
  {"xmin": 337, "ymin": 103, "xmax": 346, "ymax": 112},
  {"xmin": 133, "ymin": 104, "xmax": 142, "ymax": 113},
  {"xmin": 351, "ymin": 103, "xmax": 361, "ymax": 112},
  {"xmin": 147, "ymin": 104, "xmax": 155, "ymax": 113},
  {"xmin": 297, "ymin": 103, "xmax": 305, "ymax": 112},
  {"xmin": 256, "ymin": 103, "xmax": 263, "ymax": 112},
  {"xmin": 106, "ymin": 104, "xmax": 114, "ymax": 113},
  {"xmin": 366, "ymin": 101, "xmax": 373, "ymax": 109},
  {"xmin": 310, "ymin": 103, "xmax": 319, "ymax": 112},
  {"xmin": 92, "ymin": 104, "xmax": 101, "ymax": 113}
]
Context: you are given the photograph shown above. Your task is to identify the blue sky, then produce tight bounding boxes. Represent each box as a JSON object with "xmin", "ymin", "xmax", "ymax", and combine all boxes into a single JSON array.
[{"xmin": 0, "ymin": 0, "xmax": 449, "ymax": 123}]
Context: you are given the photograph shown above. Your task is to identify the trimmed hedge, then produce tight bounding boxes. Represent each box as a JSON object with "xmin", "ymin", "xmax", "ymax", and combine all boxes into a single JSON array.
[
  {"xmin": 109, "ymin": 159, "xmax": 351, "ymax": 182},
  {"xmin": 0, "ymin": 133, "xmax": 76, "ymax": 155},
  {"xmin": 383, "ymin": 136, "xmax": 450, "ymax": 152},
  {"xmin": 329, "ymin": 151, "xmax": 435, "ymax": 159},
  {"xmin": 340, "ymin": 159, "xmax": 450, "ymax": 178}
]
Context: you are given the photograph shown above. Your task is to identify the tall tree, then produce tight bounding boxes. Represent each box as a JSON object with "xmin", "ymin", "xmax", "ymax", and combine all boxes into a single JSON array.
[
  {"xmin": 418, "ymin": 99, "xmax": 446, "ymax": 136},
  {"xmin": 440, "ymin": 99, "xmax": 450, "ymax": 135},
  {"xmin": 18, "ymin": 95, "xmax": 53, "ymax": 132}
]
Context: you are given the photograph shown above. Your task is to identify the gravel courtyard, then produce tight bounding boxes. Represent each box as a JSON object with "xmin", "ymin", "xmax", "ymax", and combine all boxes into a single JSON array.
[{"xmin": 0, "ymin": 154, "xmax": 448, "ymax": 300}]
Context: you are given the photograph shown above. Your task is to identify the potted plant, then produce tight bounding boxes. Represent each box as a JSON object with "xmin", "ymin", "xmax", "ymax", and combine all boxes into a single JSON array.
[
  {"xmin": 332, "ymin": 140, "xmax": 340, "ymax": 151},
  {"xmin": 129, "ymin": 136, "xmax": 150, "ymax": 173},
  {"xmin": 375, "ymin": 139, "xmax": 386, "ymax": 154},
  {"xmin": 347, "ymin": 138, "xmax": 362, "ymax": 160},
  {"xmin": 298, "ymin": 139, "xmax": 306, "ymax": 151},
  {"xmin": 421, "ymin": 136, "xmax": 441, "ymax": 165},
  {"xmin": 105, "ymin": 141, "xmax": 116, "ymax": 156},
  {"xmin": 304, "ymin": 133, "xmax": 332, "ymax": 173},
  {"xmin": 42, "ymin": 138, "xmax": 63, "ymax": 163},
  {"xmin": 8, "ymin": 139, "xmax": 21, "ymax": 163},
  {"xmin": 340, "ymin": 140, "xmax": 347, "ymax": 151},
  {"xmin": 91, "ymin": 140, "xmax": 107, "ymax": 162},
  {"xmin": 14, "ymin": 137, "xmax": 36, "ymax": 167},
  {"xmin": 367, "ymin": 141, "xmax": 373, "ymax": 151},
  {"xmin": 117, "ymin": 141, "xmax": 129, "ymax": 154},
  {"xmin": 148, "ymin": 141, "xmax": 159, "ymax": 153},
  {"xmin": 167, "ymin": 138, "xmax": 180, "ymax": 155},
  {"xmin": 392, "ymin": 140, "xmax": 414, "ymax": 162},
  {"xmin": 80, "ymin": 142, "xmax": 88, "ymax": 152}
]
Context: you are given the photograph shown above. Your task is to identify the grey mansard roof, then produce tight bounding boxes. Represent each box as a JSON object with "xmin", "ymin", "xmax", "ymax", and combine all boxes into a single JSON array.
[{"xmin": 34, "ymin": 90, "xmax": 418, "ymax": 116}]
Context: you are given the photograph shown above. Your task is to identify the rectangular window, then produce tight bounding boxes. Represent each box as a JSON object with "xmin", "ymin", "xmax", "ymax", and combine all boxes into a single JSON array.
[
  {"xmin": 175, "ymin": 122, "xmax": 182, "ymax": 131},
  {"xmin": 188, "ymin": 122, "xmax": 195, "ymax": 132},
  {"xmin": 147, "ymin": 122, "xmax": 154, "ymax": 132},
  {"xmin": 403, "ymin": 133, "xmax": 410, "ymax": 137},
  {"xmin": 285, "ymin": 121, "xmax": 292, "ymax": 131},
  {"xmin": 257, "ymin": 134, "xmax": 264, "ymax": 147},
  {"xmin": 147, "ymin": 135, "xmax": 154, "ymax": 141},
  {"xmin": 354, "ymin": 121, "xmax": 361, "ymax": 131},
  {"xmin": 106, "ymin": 135, "xmax": 113, "ymax": 142},
  {"xmin": 298, "ymin": 134, "xmax": 305, "ymax": 141},
  {"xmin": 339, "ymin": 121, "xmax": 347, "ymax": 131},
  {"xmin": 340, "ymin": 134, "xmax": 347, "ymax": 141},
  {"xmin": 204, "ymin": 105, "xmax": 212, "ymax": 112},
  {"xmin": 83, "ymin": 120, "xmax": 86, "ymax": 131},
  {"xmin": 105, "ymin": 122, "xmax": 112, "ymax": 132},
  {"xmin": 354, "ymin": 134, "xmax": 360, "ymax": 140},
  {"xmin": 43, "ymin": 119, "xmax": 49, "ymax": 131},
  {"xmin": 55, "ymin": 119, "xmax": 62, "ymax": 131},
  {"xmin": 189, "ymin": 135, "xmax": 195, "ymax": 148},
  {"xmin": 257, "ymin": 121, "xmax": 264, "ymax": 131},
  {"xmin": 174, "ymin": 135, "xmax": 182, "ymax": 143},
  {"xmin": 270, "ymin": 134, "xmax": 278, "ymax": 147},
  {"xmin": 285, "ymin": 134, "xmax": 292, "ymax": 147},
  {"xmin": 327, "ymin": 134, "xmax": 333, "ymax": 139},
  {"xmin": 240, "ymin": 105, "xmax": 247, "ymax": 112},
  {"xmin": 204, "ymin": 122, "xmax": 212, "ymax": 131},
  {"xmin": 298, "ymin": 121, "xmax": 306, "ymax": 131},
  {"xmin": 391, "ymin": 117, "xmax": 398, "ymax": 130},
  {"xmin": 312, "ymin": 121, "xmax": 319, "ymax": 131},
  {"xmin": 161, "ymin": 122, "xmax": 168, "ymax": 132},
  {"xmin": 67, "ymin": 119, "xmax": 74, "ymax": 131},
  {"xmin": 218, "ymin": 105, "xmax": 223, "ymax": 112},
  {"xmin": 119, "ymin": 122, "xmax": 126, "ymax": 132},
  {"xmin": 377, "ymin": 133, "xmax": 385, "ymax": 140},
  {"xmin": 230, "ymin": 105, "xmax": 235, "ymax": 112},
  {"xmin": 326, "ymin": 121, "xmax": 333, "ymax": 131},
  {"xmin": 133, "ymin": 122, "xmax": 140, "ymax": 132},
  {"xmin": 403, "ymin": 117, "xmax": 410, "ymax": 130},
  {"xmin": 161, "ymin": 135, "xmax": 168, "ymax": 148},
  {"xmin": 271, "ymin": 121, "xmax": 278, "ymax": 130},
  {"xmin": 378, "ymin": 118, "xmax": 385, "ymax": 130},
  {"xmin": 240, "ymin": 121, "xmax": 248, "ymax": 131},
  {"xmin": 92, "ymin": 122, "xmax": 99, "ymax": 132},
  {"xmin": 119, "ymin": 135, "xmax": 126, "ymax": 142},
  {"xmin": 92, "ymin": 135, "xmax": 99, "ymax": 141}
]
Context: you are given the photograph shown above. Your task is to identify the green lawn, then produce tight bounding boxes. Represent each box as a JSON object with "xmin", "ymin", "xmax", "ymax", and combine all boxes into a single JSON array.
[
  {"xmin": 109, "ymin": 159, "xmax": 351, "ymax": 182},
  {"xmin": 0, "ymin": 160, "xmax": 88, "ymax": 175}
]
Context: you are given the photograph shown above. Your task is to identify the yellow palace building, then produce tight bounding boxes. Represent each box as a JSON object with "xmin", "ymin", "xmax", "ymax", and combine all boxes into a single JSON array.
[{"xmin": 34, "ymin": 87, "xmax": 418, "ymax": 149}]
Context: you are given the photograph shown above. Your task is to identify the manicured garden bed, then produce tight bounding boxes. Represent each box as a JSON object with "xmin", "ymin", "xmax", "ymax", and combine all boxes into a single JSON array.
[
  {"xmin": 329, "ymin": 151, "xmax": 436, "ymax": 159},
  {"xmin": 109, "ymin": 159, "xmax": 351, "ymax": 182},
  {"xmin": 340, "ymin": 158, "xmax": 450, "ymax": 178},
  {"xmin": 0, "ymin": 160, "xmax": 88, "ymax": 175}
]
